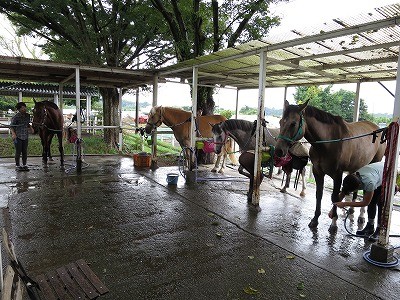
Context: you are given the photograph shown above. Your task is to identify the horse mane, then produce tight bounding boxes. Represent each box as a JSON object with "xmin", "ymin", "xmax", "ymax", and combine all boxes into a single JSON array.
[
  {"xmin": 285, "ymin": 104, "xmax": 344, "ymax": 125},
  {"xmin": 222, "ymin": 119, "xmax": 254, "ymax": 132},
  {"xmin": 43, "ymin": 100, "xmax": 59, "ymax": 110}
]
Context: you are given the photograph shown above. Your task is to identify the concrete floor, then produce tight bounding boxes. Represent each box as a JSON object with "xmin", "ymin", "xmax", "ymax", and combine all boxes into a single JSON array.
[{"xmin": 0, "ymin": 155, "xmax": 399, "ymax": 300}]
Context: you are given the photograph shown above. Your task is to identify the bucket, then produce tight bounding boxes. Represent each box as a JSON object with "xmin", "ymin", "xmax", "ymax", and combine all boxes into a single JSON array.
[
  {"xmin": 166, "ymin": 173, "xmax": 179, "ymax": 185},
  {"xmin": 133, "ymin": 152, "xmax": 151, "ymax": 167},
  {"xmin": 196, "ymin": 141, "xmax": 204, "ymax": 149},
  {"xmin": 203, "ymin": 141, "xmax": 215, "ymax": 153}
]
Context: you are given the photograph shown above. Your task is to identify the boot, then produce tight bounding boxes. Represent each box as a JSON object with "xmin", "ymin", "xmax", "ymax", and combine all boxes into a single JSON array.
[
  {"xmin": 356, "ymin": 223, "xmax": 374, "ymax": 236},
  {"xmin": 368, "ymin": 227, "xmax": 380, "ymax": 241}
]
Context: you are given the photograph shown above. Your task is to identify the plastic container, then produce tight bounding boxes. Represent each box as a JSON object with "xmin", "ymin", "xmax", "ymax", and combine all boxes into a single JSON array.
[
  {"xmin": 166, "ymin": 173, "xmax": 179, "ymax": 185},
  {"xmin": 202, "ymin": 141, "xmax": 215, "ymax": 153},
  {"xmin": 196, "ymin": 141, "xmax": 204, "ymax": 149},
  {"xmin": 133, "ymin": 153, "xmax": 151, "ymax": 167}
]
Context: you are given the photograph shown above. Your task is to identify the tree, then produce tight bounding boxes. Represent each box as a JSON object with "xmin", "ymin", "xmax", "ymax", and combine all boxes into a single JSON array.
[
  {"xmin": 293, "ymin": 85, "xmax": 373, "ymax": 121},
  {"xmin": 0, "ymin": 0, "xmax": 285, "ymax": 148},
  {"xmin": 0, "ymin": 0, "xmax": 169, "ymax": 147},
  {"xmin": 150, "ymin": 0, "xmax": 284, "ymax": 115}
]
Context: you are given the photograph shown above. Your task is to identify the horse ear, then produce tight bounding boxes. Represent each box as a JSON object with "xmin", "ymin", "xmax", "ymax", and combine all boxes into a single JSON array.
[
  {"xmin": 298, "ymin": 100, "xmax": 309, "ymax": 112},
  {"xmin": 284, "ymin": 100, "xmax": 290, "ymax": 110}
]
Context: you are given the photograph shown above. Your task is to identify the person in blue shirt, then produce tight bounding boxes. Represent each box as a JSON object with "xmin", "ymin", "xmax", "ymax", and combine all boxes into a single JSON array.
[
  {"xmin": 333, "ymin": 161, "xmax": 385, "ymax": 240},
  {"xmin": 10, "ymin": 102, "xmax": 33, "ymax": 171}
]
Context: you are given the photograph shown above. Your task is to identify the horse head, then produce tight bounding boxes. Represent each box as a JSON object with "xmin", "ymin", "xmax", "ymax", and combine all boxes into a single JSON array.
[
  {"xmin": 32, "ymin": 100, "xmax": 46, "ymax": 134},
  {"xmin": 210, "ymin": 121, "xmax": 226, "ymax": 154},
  {"xmin": 145, "ymin": 106, "xmax": 163, "ymax": 134},
  {"xmin": 275, "ymin": 100, "xmax": 308, "ymax": 158}
]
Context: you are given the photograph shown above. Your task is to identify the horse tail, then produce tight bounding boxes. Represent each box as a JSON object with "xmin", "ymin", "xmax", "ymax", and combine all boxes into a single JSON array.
[{"xmin": 225, "ymin": 138, "xmax": 238, "ymax": 165}]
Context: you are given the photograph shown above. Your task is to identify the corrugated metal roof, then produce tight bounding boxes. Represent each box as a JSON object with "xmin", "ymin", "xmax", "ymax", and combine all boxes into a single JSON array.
[
  {"xmin": 159, "ymin": 3, "xmax": 400, "ymax": 89},
  {"xmin": 0, "ymin": 56, "xmax": 155, "ymax": 89},
  {"xmin": 0, "ymin": 82, "xmax": 98, "ymax": 98}
]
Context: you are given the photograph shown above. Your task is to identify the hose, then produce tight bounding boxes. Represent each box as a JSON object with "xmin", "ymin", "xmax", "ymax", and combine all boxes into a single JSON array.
[{"xmin": 342, "ymin": 208, "xmax": 400, "ymax": 268}]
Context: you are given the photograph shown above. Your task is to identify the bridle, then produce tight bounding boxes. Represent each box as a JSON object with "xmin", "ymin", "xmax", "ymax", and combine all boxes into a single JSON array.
[
  {"xmin": 146, "ymin": 107, "xmax": 163, "ymax": 129},
  {"xmin": 277, "ymin": 113, "xmax": 305, "ymax": 144},
  {"xmin": 32, "ymin": 106, "xmax": 47, "ymax": 129}
]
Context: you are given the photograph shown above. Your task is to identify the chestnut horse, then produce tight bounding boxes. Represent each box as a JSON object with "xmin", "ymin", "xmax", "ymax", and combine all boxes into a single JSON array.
[
  {"xmin": 275, "ymin": 100, "xmax": 386, "ymax": 232},
  {"xmin": 32, "ymin": 100, "xmax": 64, "ymax": 167},
  {"xmin": 211, "ymin": 119, "xmax": 309, "ymax": 202},
  {"xmin": 144, "ymin": 106, "xmax": 238, "ymax": 172}
]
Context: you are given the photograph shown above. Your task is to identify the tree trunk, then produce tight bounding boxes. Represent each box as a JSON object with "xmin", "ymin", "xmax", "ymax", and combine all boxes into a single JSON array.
[{"xmin": 99, "ymin": 87, "xmax": 120, "ymax": 148}]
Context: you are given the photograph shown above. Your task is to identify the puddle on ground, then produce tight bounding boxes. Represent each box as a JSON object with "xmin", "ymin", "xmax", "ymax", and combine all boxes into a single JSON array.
[
  {"xmin": 119, "ymin": 174, "xmax": 145, "ymax": 185},
  {"xmin": 11, "ymin": 181, "xmax": 39, "ymax": 194}
]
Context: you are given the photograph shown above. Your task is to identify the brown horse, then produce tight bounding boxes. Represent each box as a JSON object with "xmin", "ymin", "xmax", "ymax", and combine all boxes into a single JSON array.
[
  {"xmin": 144, "ymin": 106, "xmax": 238, "ymax": 172},
  {"xmin": 32, "ymin": 100, "xmax": 64, "ymax": 167},
  {"xmin": 275, "ymin": 100, "xmax": 386, "ymax": 232}
]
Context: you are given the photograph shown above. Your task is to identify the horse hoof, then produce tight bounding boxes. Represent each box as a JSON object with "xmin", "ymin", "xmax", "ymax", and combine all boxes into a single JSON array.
[
  {"xmin": 48, "ymin": 157, "xmax": 54, "ymax": 161},
  {"xmin": 308, "ymin": 219, "xmax": 318, "ymax": 228},
  {"xmin": 218, "ymin": 170, "xmax": 224, "ymax": 174},
  {"xmin": 280, "ymin": 189, "xmax": 287, "ymax": 194},
  {"xmin": 300, "ymin": 191, "xmax": 306, "ymax": 197},
  {"xmin": 357, "ymin": 217, "xmax": 365, "ymax": 224},
  {"xmin": 328, "ymin": 224, "xmax": 338, "ymax": 233},
  {"xmin": 211, "ymin": 169, "xmax": 217, "ymax": 173}
]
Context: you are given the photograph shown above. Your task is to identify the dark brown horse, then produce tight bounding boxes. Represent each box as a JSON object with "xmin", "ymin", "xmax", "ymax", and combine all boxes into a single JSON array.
[
  {"xmin": 32, "ymin": 100, "xmax": 64, "ymax": 167},
  {"xmin": 211, "ymin": 119, "xmax": 309, "ymax": 202},
  {"xmin": 275, "ymin": 100, "xmax": 386, "ymax": 232}
]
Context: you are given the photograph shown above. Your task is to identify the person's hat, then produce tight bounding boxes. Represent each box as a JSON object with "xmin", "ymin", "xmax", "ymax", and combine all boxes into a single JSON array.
[{"xmin": 342, "ymin": 173, "xmax": 360, "ymax": 195}]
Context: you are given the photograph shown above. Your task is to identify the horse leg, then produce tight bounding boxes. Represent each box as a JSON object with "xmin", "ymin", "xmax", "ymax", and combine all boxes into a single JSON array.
[
  {"xmin": 211, "ymin": 153, "xmax": 220, "ymax": 173},
  {"xmin": 40, "ymin": 131, "xmax": 48, "ymax": 166},
  {"xmin": 309, "ymin": 169, "xmax": 324, "ymax": 228},
  {"xmin": 47, "ymin": 134, "xmax": 54, "ymax": 161},
  {"xmin": 280, "ymin": 171, "xmax": 289, "ymax": 193},
  {"xmin": 352, "ymin": 190, "xmax": 365, "ymax": 223},
  {"xmin": 57, "ymin": 132, "xmax": 64, "ymax": 166},
  {"xmin": 238, "ymin": 152, "xmax": 254, "ymax": 203},
  {"xmin": 218, "ymin": 153, "xmax": 226, "ymax": 174},
  {"xmin": 328, "ymin": 173, "xmax": 344, "ymax": 233},
  {"xmin": 300, "ymin": 167, "xmax": 306, "ymax": 197}
]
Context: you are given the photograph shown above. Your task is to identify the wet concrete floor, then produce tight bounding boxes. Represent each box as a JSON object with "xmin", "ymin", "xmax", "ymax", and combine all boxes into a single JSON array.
[{"xmin": 0, "ymin": 155, "xmax": 399, "ymax": 300}]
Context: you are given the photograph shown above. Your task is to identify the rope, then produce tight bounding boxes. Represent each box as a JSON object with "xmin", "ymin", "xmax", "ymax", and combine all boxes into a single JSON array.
[
  {"xmin": 341, "ymin": 208, "xmax": 400, "ymax": 268},
  {"xmin": 312, "ymin": 127, "xmax": 387, "ymax": 144}
]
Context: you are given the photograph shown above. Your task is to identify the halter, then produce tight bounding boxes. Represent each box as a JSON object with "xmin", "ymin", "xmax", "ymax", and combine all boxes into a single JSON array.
[
  {"xmin": 146, "ymin": 107, "xmax": 163, "ymax": 128},
  {"xmin": 32, "ymin": 106, "xmax": 48, "ymax": 128},
  {"xmin": 277, "ymin": 113, "xmax": 304, "ymax": 144}
]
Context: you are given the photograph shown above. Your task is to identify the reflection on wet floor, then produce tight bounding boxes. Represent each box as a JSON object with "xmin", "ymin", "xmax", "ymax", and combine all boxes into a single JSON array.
[{"xmin": 119, "ymin": 174, "xmax": 145, "ymax": 185}]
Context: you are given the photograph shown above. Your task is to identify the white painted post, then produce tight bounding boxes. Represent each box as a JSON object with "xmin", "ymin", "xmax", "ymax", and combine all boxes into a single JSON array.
[
  {"xmin": 191, "ymin": 67, "xmax": 198, "ymax": 150},
  {"xmin": 118, "ymin": 88, "xmax": 123, "ymax": 152},
  {"xmin": 59, "ymin": 84, "xmax": 64, "ymax": 113},
  {"xmin": 353, "ymin": 82, "xmax": 360, "ymax": 121},
  {"xmin": 369, "ymin": 48, "xmax": 400, "ymax": 263},
  {"xmin": 151, "ymin": 75, "xmax": 159, "ymax": 165},
  {"xmin": 18, "ymin": 91, "xmax": 22, "ymax": 103},
  {"xmin": 54, "ymin": 93, "xmax": 59, "ymax": 107},
  {"xmin": 251, "ymin": 50, "xmax": 267, "ymax": 206},
  {"xmin": 75, "ymin": 67, "xmax": 82, "ymax": 172},
  {"xmin": 86, "ymin": 95, "xmax": 91, "ymax": 133}
]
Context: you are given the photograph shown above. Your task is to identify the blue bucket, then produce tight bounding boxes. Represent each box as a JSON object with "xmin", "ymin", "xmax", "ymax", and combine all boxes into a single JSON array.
[{"xmin": 166, "ymin": 173, "xmax": 179, "ymax": 185}]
